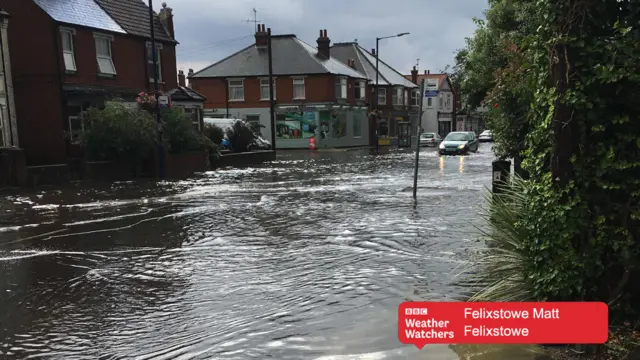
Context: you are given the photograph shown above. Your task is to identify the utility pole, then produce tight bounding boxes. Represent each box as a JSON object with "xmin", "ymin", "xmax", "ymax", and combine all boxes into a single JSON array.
[
  {"xmin": 148, "ymin": 0, "xmax": 164, "ymax": 178},
  {"xmin": 413, "ymin": 78, "xmax": 426, "ymax": 200},
  {"xmin": 267, "ymin": 27, "xmax": 276, "ymax": 152}
]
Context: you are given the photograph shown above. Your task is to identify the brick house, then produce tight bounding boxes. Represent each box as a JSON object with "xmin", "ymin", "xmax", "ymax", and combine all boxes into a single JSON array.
[
  {"xmin": 189, "ymin": 26, "xmax": 371, "ymax": 149},
  {"xmin": 331, "ymin": 43, "xmax": 419, "ymax": 146},
  {"xmin": 405, "ymin": 70, "xmax": 457, "ymax": 137},
  {"xmin": 1, "ymin": 0, "xmax": 180, "ymax": 165}
]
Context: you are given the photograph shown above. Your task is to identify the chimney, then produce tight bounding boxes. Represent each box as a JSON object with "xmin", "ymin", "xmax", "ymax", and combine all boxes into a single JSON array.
[
  {"xmin": 158, "ymin": 3, "xmax": 175, "ymax": 39},
  {"xmin": 187, "ymin": 68, "xmax": 194, "ymax": 86},
  {"xmin": 178, "ymin": 70, "xmax": 185, "ymax": 86},
  {"xmin": 411, "ymin": 66, "xmax": 418, "ymax": 84},
  {"xmin": 424, "ymin": 70, "xmax": 430, "ymax": 75},
  {"xmin": 371, "ymin": 48, "xmax": 376, "ymax": 57},
  {"xmin": 316, "ymin": 29, "xmax": 331, "ymax": 58},
  {"xmin": 255, "ymin": 24, "xmax": 268, "ymax": 48}
]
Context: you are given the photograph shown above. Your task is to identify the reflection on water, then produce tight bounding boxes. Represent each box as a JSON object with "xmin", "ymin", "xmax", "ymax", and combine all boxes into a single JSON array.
[
  {"xmin": 0, "ymin": 144, "xmax": 537, "ymax": 359},
  {"xmin": 459, "ymin": 156, "xmax": 465, "ymax": 174}
]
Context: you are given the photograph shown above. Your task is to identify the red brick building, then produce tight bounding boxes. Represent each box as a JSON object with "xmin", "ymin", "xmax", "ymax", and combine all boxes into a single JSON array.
[
  {"xmin": 1, "ymin": 0, "xmax": 178, "ymax": 165},
  {"xmin": 189, "ymin": 26, "xmax": 371, "ymax": 149}
]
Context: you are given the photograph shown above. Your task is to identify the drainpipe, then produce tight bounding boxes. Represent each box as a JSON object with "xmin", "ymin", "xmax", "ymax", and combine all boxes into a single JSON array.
[
  {"xmin": 224, "ymin": 78, "xmax": 230, "ymax": 118},
  {"xmin": 0, "ymin": 21, "xmax": 11, "ymax": 146}
]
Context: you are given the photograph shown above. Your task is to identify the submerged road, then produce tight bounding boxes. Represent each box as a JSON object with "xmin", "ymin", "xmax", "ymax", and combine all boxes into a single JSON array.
[{"xmin": 1, "ymin": 144, "xmax": 504, "ymax": 359}]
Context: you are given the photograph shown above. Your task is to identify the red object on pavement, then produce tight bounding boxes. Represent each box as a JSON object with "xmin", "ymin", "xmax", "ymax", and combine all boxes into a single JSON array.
[{"xmin": 309, "ymin": 136, "xmax": 317, "ymax": 150}]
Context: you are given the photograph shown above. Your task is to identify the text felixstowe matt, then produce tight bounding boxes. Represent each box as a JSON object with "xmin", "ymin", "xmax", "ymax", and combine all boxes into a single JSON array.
[{"xmin": 398, "ymin": 302, "xmax": 608, "ymax": 349}]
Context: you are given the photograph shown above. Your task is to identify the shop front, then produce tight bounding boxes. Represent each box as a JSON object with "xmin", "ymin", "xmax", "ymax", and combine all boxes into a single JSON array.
[{"xmin": 275, "ymin": 104, "xmax": 368, "ymax": 149}]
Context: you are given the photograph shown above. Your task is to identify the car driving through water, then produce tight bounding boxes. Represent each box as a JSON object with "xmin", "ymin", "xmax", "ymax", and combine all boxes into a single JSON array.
[
  {"xmin": 419, "ymin": 132, "xmax": 442, "ymax": 147},
  {"xmin": 438, "ymin": 131, "xmax": 479, "ymax": 155}
]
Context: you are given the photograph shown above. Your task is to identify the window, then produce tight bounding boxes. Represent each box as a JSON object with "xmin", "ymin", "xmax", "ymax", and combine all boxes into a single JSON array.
[
  {"xmin": 228, "ymin": 79, "xmax": 244, "ymax": 101},
  {"xmin": 404, "ymin": 89, "xmax": 409, "ymax": 106},
  {"xmin": 67, "ymin": 104, "xmax": 84, "ymax": 144},
  {"xmin": 182, "ymin": 107, "xmax": 200, "ymax": 131},
  {"xmin": 392, "ymin": 87, "xmax": 403, "ymax": 105},
  {"xmin": 411, "ymin": 90, "xmax": 419, "ymax": 106},
  {"xmin": 0, "ymin": 74, "xmax": 4, "ymax": 93},
  {"xmin": 146, "ymin": 42, "xmax": 162, "ymax": 82},
  {"xmin": 260, "ymin": 78, "xmax": 276, "ymax": 100},
  {"xmin": 335, "ymin": 77, "xmax": 347, "ymax": 99},
  {"xmin": 439, "ymin": 94, "xmax": 444, "ymax": 108},
  {"xmin": 94, "ymin": 34, "xmax": 116, "ymax": 75},
  {"xmin": 353, "ymin": 112, "xmax": 362, "ymax": 138},
  {"xmin": 377, "ymin": 88, "xmax": 386, "ymax": 105},
  {"xmin": 246, "ymin": 115, "xmax": 261, "ymax": 136},
  {"xmin": 60, "ymin": 28, "xmax": 76, "ymax": 72},
  {"xmin": 427, "ymin": 97, "xmax": 433, "ymax": 108},
  {"xmin": 293, "ymin": 77, "xmax": 305, "ymax": 99},
  {"xmin": 355, "ymin": 81, "xmax": 366, "ymax": 100}
]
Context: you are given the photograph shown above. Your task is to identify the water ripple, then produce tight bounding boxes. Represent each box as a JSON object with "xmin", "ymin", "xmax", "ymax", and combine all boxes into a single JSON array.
[{"xmin": 0, "ymin": 146, "xmax": 495, "ymax": 359}]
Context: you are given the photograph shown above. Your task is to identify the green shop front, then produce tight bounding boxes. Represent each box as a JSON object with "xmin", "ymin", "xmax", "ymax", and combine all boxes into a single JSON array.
[{"xmin": 275, "ymin": 104, "xmax": 370, "ymax": 149}]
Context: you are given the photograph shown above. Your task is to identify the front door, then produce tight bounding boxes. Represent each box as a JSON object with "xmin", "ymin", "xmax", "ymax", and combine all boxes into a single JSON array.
[{"xmin": 397, "ymin": 122, "xmax": 411, "ymax": 147}]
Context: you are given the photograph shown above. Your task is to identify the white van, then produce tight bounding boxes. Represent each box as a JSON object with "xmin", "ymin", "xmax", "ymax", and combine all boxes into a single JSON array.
[
  {"xmin": 203, "ymin": 117, "xmax": 272, "ymax": 150},
  {"xmin": 203, "ymin": 118, "xmax": 243, "ymax": 131}
]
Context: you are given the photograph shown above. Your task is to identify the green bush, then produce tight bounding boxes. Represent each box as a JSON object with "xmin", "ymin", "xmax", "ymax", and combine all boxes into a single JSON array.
[
  {"xmin": 203, "ymin": 123, "xmax": 225, "ymax": 145},
  {"xmin": 463, "ymin": 177, "xmax": 535, "ymax": 302},
  {"xmin": 161, "ymin": 109, "xmax": 212, "ymax": 154},
  {"xmin": 226, "ymin": 120, "xmax": 256, "ymax": 153},
  {"xmin": 81, "ymin": 103, "xmax": 156, "ymax": 166}
]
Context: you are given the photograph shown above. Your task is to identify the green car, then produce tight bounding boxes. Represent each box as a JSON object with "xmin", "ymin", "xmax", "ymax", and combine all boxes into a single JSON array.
[{"xmin": 438, "ymin": 132, "xmax": 479, "ymax": 155}]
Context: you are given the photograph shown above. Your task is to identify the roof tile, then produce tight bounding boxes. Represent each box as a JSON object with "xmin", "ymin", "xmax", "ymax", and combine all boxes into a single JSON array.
[{"xmin": 93, "ymin": 0, "xmax": 175, "ymax": 43}]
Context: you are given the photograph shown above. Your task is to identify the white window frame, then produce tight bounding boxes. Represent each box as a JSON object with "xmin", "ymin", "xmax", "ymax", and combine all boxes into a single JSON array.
[
  {"xmin": 439, "ymin": 94, "xmax": 444, "ymax": 109},
  {"xmin": 228, "ymin": 79, "xmax": 245, "ymax": 101},
  {"xmin": 356, "ymin": 81, "xmax": 366, "ymax": 100},
  {"xmin": 392, "ymin": 87, "xmax": 403, "ymax": 106},
  {"xmin": 377, "ymin": 88, "xmax": 387, "ymax": 105},
  {"xmin": 427, "ymin": 97, "xmax": 433, "ymax": 108},
  {"xmin": 60, "ymin": 27, "xmax": 77, "ymax": 72},
  {"xmin": 260, "ymin": 78, "xmax": 276, "ymax": 100},
  {"xmin": 146, "ymin": 42, "xmax": 163, "ymax": 82},
  {"xmin": 68, "ymin": 115, "xmax": 84, "ymax": 144},
  {"xmin": 293, "ymin": 77, "xmax": 305, "ymax": 100},
  {"xmin": 93, "ymin": 33, "xmax": 116, "ymax": 75},
  {"xmin": 0, "ymin": 74, "xmax": 5, "ymax": 93},
  {"xmin": 411, "ymin": 89, "xmax": 419, "ymax": 106},
  {"xmin": 335, "ymin": 77, "xmax": 347, "ymax": 99}
]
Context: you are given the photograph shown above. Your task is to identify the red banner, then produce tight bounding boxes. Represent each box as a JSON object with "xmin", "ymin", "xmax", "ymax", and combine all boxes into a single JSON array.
[{"xmin": 398, "ymin": 302, "xmax": 608, "ymax": 349}]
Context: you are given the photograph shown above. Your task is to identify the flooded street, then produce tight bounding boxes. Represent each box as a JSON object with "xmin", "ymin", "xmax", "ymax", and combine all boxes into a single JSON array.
[{"xmin": 1, "ymin": 144, "xmax": 499, "ymax": 359}]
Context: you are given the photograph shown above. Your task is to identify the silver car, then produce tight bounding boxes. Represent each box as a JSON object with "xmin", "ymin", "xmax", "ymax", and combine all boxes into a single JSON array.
[
  {"xmin": 419, "ymin": 132, "xmax": 442, "ymax": 147},
  {"xmin": 478, "ymin": 130, "xmax": 493, "ymax": 142},
  {"xmin": 438, "ymin": 131, "xmax": 479, "ymax": 155}
]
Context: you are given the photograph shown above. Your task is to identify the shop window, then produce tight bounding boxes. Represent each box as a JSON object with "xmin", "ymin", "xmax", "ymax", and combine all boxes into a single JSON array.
[
  {"xmin": 331, "ymin": 110, "xmax": 346, "ymax": 138},
  {"xmin": 246, "ymin": 114, "xmax": 261, "ymax": 136},
  {"xmin": 276, "ymin": 112, "xmax": 316, "ymax": 139},
  {"xmin": 353, "ymin": 112, "xmax": 362, "ymax": 138}
]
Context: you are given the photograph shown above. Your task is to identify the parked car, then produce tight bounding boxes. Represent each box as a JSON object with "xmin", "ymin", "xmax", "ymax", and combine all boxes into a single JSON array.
[
  {"xmin": 438, "ymin": 131, "xmax": 479, "ymax": 155},
  {"xmin": 478, "ymin": 130, "xmax": 493, "ymax": 142},
  {"xmin": 419, "ymin": 132, "xmax": 442, "ymax": 147}
]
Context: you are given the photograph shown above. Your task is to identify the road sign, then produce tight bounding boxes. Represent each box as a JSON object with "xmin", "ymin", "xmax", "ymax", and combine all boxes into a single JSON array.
[
  {"xmin": 424, "ymin": 90, "xmax": 439, "ymax": 97},
  {"xmin": 158, "ymin": 95, "xmax": 169, "ymax": 108}
]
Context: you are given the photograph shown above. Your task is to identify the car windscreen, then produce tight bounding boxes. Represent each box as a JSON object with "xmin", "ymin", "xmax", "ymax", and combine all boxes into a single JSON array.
[
  {"xmin": 445, "ymin": 133, "xmax": 469, "ymax": 141},
  {"xmin": 421, "ymin": 134, "xmax": 434, "ymax": 138}
]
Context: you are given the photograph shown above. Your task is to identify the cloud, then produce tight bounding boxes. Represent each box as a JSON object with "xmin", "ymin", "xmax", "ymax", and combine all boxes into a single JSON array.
[{"xmin": 162, "ymin": 0, "xmax": 488, "ymax": 76}]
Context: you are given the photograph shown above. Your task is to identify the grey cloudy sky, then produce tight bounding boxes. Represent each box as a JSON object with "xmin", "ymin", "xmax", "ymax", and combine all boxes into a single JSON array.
[{"xmin": 156, "ymin": 0, "xmax": 487, "ymax": 77}]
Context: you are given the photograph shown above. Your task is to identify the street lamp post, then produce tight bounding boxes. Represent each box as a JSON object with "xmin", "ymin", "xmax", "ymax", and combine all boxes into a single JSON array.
[
  {"xmin": 374, "ymin": 32, "xmax": 409, "ymax": 154},
  {"xmin": 148, "ymin": 0, "xmax": 165, "ymax": 178}
]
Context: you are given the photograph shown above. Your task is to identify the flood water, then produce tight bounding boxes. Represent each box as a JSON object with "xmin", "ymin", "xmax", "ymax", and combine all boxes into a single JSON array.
[{"xmin": 0, "ymin": 144, "xmax": 534, "ymax": 359}]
